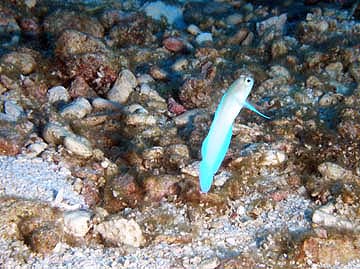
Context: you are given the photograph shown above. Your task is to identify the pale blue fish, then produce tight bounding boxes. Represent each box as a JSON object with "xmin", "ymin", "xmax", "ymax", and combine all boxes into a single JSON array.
[{"xmin": 199, "ymin": 75, "xmax": 270, "ymax": 193}]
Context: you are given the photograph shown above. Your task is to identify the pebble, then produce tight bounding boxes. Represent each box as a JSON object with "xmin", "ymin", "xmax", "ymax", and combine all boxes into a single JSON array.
[
  {"xmin": 63, "ymin": 135, "xmax": 93, "ymax": 158},
  {"xmin": 173, "ymin": 109, "xmax": 202, "ymax": 126},
  {"xmin": 47, "ymin": 86, "xmax": 70, "ymax": 104},
  {"xmin": 95, "ymin": 216, "xmax": 145, "ymax": 247},
  {"xmin": 63, "ymin": 210, "xmax": 92, "ymax": 237},
  {"xmin": 256, "ymin": 13, "xmax": 287, "ymax": 36},
  {"xmin": 187, "ymin": 24, "xmax": 201, "ymax": 35},
  {"xmin": 260, "ymin": 150, "xmax": 287, "ymax": 166},
  {"xmin": 318, "ymin": 162, "xmax": 352, "ymax": 180},
  {"xmin": 60, "ymin": 97, "xmax": 92, "ymax": 119},
  {"xmin": 198, "ymin": 257, "xmax": 220, "ymax": 269},
  {"xmin": 196, "ymin": 32, "xmax": 213, "ymax": 45},
  {"xmin": 4, "ymin": 101, "xmax": 24, "ymax": 121},
  {"xmin": 163, "ymin": 37, "xmax": 184, "ymax": 53},
  {"xmin": 181, "ymin": 161, "xmax": 200, "ymax": 177},
  {"xmin": 172, "ymin": 58, "xmax": 188, "ymax": 71},
  {"xmin": 106, "ymin": 69, "xmax": 137, "ymax": 104},
  {"xmin": 226, "ymin": 13, "xmax": 244, "ymax": 25},
  {"xmin": 42, "ymin": 123, "xmax": 72, "ymax": 145},
  {"xmin": 137, "ymin": 74, "xmax": 154, "ymax": 84},
  {"xmin": 312, "ymin": 204, "xmax": 356, "ymax": 231},
  {"xmin": 214, "ymin": 171, "xmax": 232, "ymax": 187},
  {"xmin": 92, "ymin": 97, "xmax": 123, "ymax": 111},
  {"xmin": 318, "ymin": 92, "xmax": 343, "ymax": 107},
  {"xmin": 1, "ymin": 52, "xmax": 37, "ymax": 75},
  {"xmin": 26, "ymin": 141, "xmax": 48, "ymax": 157}
]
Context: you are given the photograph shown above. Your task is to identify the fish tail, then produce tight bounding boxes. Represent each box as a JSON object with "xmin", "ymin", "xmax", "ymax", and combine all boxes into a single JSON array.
[{"xmin": 199, "ymin": 160, "xmax": 214, "ymax": 193}]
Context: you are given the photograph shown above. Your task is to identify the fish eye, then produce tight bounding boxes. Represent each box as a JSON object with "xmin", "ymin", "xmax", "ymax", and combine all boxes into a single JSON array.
[{"xmin": 246, "ymin": 78, "xmax": 252, "ymax": 83}]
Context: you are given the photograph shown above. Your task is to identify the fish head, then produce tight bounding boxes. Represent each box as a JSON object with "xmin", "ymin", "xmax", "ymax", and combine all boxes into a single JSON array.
[{"xmin": 229, "ymin": 75, "xmax": 254, "ymax": 102}]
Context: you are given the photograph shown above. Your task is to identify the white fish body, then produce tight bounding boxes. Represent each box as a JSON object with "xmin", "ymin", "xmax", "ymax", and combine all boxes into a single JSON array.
[{"xmin": 199, "ymin": 75, "xmax": 269, "ymax": 193}]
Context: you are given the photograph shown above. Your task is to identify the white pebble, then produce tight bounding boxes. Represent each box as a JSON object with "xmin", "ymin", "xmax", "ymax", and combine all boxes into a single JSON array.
[
  {"xmin": 64, "ymin": 210, "xmax": 92, "ymax": 237},
  {"xmin": 47, "ymin": 86, "xmax": 70, "ymax": 103},
  {"xmin": 63, "ymin": 135, "xmax": 93, "ymax": 158},
  {"xmin": 196, "ymin": 32, "xmax": 213, "ymax": 45}
]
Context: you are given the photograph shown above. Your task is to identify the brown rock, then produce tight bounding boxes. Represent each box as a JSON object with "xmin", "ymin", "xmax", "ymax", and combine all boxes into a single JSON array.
[
  {"xmin": 179, "ymin": 62, "xmax": 216, "ymax": 108},
  {"xmin": 44, "ymin": 10, "xmax": 104, "ymax": 38},
  {"xmin": 300, "ymin": 236, "xmax": 360, "ymax": 265},
  {"xmin": 103, "ymin": 173, "xmax": 143, "ymax": 213},
  {"xmin": 69, "ymin": 76, "xmax": 95, "ymax": 98},
  {"xmin": 1, "ymin": 52, "xmax": 37, "ymax": 75},
  {"xmin": 163, "ymin": 37, "xmax": 184, "ymax": 52},
  {"xmin": 143, "ymin": 174, "xmax": 180, "ymax": 201},
  {"xmin": 107, "ymin": 15, "xmax": 155, "ymax": 47},
  {"xmin": 55, "ymin": 30, "xmax": 119, "ymax": 91}
]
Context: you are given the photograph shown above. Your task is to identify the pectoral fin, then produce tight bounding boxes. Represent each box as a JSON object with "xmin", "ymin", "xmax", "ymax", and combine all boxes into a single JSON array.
[{"xmin": 244, "ymin": 101, "xmax": 270, "ymax": 119}]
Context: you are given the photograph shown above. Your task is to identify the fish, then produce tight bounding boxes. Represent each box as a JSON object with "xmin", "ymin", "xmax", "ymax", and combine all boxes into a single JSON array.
[{"xmin": 199, "ymin": 75, "xmax": 270, "ymax": 193}]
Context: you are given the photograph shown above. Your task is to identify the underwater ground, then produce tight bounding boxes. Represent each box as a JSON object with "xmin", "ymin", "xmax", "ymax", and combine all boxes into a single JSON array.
[{"xmin": 1, "ymin": 0, "xmax": 360, "ymax": 268}]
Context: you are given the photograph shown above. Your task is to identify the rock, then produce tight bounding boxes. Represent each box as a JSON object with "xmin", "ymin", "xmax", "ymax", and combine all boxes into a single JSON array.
[
  {"xmin": 179, "ymin": 63, "xmax": 216, "ymax": 108},
  {"xmin": 4, "ymin": 101, "xmax": 24, "ymax": 121},
  {"xmin": 19, "ymin": 17, "xmax": 40, "ymax": 35},
  {"xmin": 268, "ymin": 65, "xmax": 291, "ymax": 81},
  {"xmin": 92, "ymin": 97, "xmax": 123, "ymax": 111},
  {"xmin": 256, "ymin": 13, "xmax": 287, "ymax": 36},
  {"xmin": 0, "ymin": 135, "xmax": 21, "ymax": 155},
  {"xmin": 142, "ymin": 146, "xmax": 164, "ymax": 170},
  {"xmin": 171, "ymin": 58, "xmax": 188, "ymax": 72},
  {"xmin": 139, "ymin": 83, "xmax": 166, "ymax": 102},
  {"xmin": 198, "ymin": 257, "xmax": 220, "ymax": 269},
  {"xmin": 55, "ymin": 30, "xmax": 118, "ymax": 90},
  {"xmin": 142, "ymin": 174, "xmax": 180, "ymax": 201},
  {"xmin": 196, "ymin": 32, "xmax": 213, "ymax": 45},
  {"xmin": 349, "ymin": 62, "xmax": 360, "ymax": 83},
  {"xmin": 260, "ymin": 150, "xmax": 287, "ymax": 166},
  {"xmin": 125, "ymin": 113, "xmax": 157, "ymax": 126},
  {"xmin": 107, "ymin": 69, "xmax": 137, "ymax": 104},
  {"xmin": 325, "ymin": 62, "xmax": 343, "ymax": 78},
  {"xmin": 1, "ymin": 52, "xmax": 37, "ymax": 75},
  {"xmin": 318, "ymin": 162, "xmax": 352, "ymax": 180},
  {"xmin": 214, "ymin": 171, "xmax": 232, "ymax": 187},
  {"xmin": 164, "ymin": 144, "xmax": 190, "ymax": 169},
  {"xmin": 107, "ymin": 15, "xmax": 155, "ymax": 47},
  {"xmin": 318, "ymin": 93, "xmax": 343, "ymax": 107},
  {"xmin": 69, "ymin": 76, "xmax": 94, "ymax": 99},
  {"xmin": 44, "ymin": 10, "xmax": 104, "ymax": 38},
  {"xmin": 55, "ymin": 30, "xmax": 108, "ymax": 59},
  {"xmin": 181, "ymin": 161, "xmax": 200, "ymax": 177},
  {"xmin": 47, "ymin": 86, "xmax": 70, "ymax": 104},
  {"xmin": 149, "ymin": 66, "xmax": 168, "ymax": 80},
  {"xmin": 0, "ymin": 11, "xmax": 20, "ymax": 47},
  {"xmin": 42, "ymin": 123, "xmax": 72, "ymax": 145},
  {"xmin": 163, "ymin": 37, "xmax": 184, "ymax": 52},
  {"xmin": 173, "ymin": 109, "xmax": 201, "ymax": 126},
  {"xmin": 187, "ymin": 24, "xmax": 201, "ymax": 35},
  {"xmin": 271, "ymin": 39, "xmax": 288, "ymax": 58},
  {"xmin": 95, "ymin": 216, "xmax": 145, "ymax": 247},
  {"xmin": 137, "ymin": 74, "xmax": 154, "ymax": 84},
  {"xmin": 312, "ymin": 204, "xmax": 356, "ymax": 231},
  {"xmin": 63, "ymin": 135, "xmax": 93, "ymax": 158},
  {"xmin": 226, "ymin": 13, "xmax": 244, "ymax": 25},
  {"xmin": 167, "ymin": 97, "xmax": 187, "ymax": 115},
  {"xmin": 28, "ymin": 226, "xmax": 60, "ymax": 254},
  {"xmin": 228, "ymin": 28, "xmax": 251, "ymax": 45},
  {"xmin": 301, "ymin": 236, "xmax": 360, "ymax": 265},
  {"xmin": 25, "ymin": 141, "xmax": 48, "ymax": 157},
  {"xmin": 143, "ymin": 1, "xmax": 185, "ymax": 28},
  {"xmin": 60, "ymin": 97, "xmax": 92, "ymax": 120},
  {"xmin": 63, "ymin": 210, "xmax": 92, "ymax": 237},
  {"xmin": 104, "ymin": 173, "xmax": 143, "ymax": 212}
]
